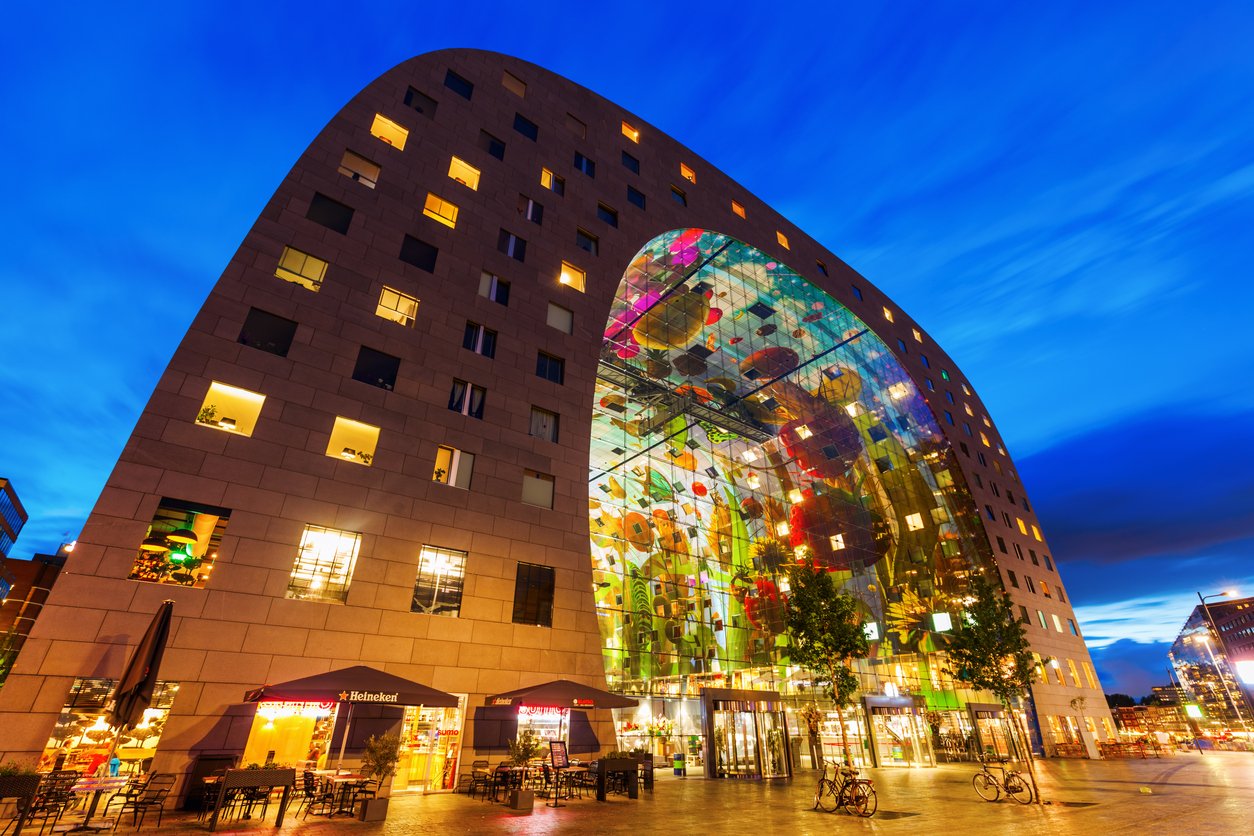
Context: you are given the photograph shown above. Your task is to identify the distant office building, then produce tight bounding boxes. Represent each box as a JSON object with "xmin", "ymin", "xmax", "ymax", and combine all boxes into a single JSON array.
[
  {"xmin": 0, "ymin": 479, "xmax": 27, "ymax": 557},
  {"xmin": 0, "ymin": 547, "xmax": 68, "ymax": 684},
  {"xmin": 1170, "ymin": 596, "xmax": 1254, "ymax": 732}
]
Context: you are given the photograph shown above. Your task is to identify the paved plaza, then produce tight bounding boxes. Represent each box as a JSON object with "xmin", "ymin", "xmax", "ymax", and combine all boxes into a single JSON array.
[{"xmin": 25, "ymin": 751, "xmax": 1254, "ymax": 836}]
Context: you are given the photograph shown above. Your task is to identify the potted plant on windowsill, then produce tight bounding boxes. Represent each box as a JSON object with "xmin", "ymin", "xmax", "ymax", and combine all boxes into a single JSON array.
[{"xmin": 358, "ymin": 733, "xmax": 401, "ymax": 822}]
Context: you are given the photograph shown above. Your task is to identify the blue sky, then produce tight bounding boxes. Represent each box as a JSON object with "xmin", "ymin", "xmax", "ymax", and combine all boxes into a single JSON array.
[{"xmin": 3, "ymin": 2, "xmax": 1253, "ymax": 699}]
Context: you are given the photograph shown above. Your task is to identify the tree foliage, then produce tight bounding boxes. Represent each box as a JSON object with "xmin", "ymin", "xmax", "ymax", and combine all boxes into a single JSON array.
[
  {"xmin": 1106, "ymin": 693, "xmax": 1136, "ymax": 708},
  {"xmin": 784, "ymin": 564, "xmax": 869, "ymax": 709},
  {"xmin": 943, "ymin": 577, "xmax": 1038, "ymax": 706}
]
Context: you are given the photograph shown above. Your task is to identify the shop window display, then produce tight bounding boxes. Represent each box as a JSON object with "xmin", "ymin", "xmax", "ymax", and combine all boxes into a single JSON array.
[{"xmin": 40, "ymin": 678, "xmax": 179, "ymax": 773}]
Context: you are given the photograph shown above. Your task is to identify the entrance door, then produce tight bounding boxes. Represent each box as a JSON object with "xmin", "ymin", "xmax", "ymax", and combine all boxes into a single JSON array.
[
  {"xmin": 712, "ymin": 709, "xmax": 758, "ymax": 778},
  {"xmin": 870, "ymin": 711, "xmax": 933, "ymax": 767},
  {"xmin": 757, "ymin": 711, "xmax": 790, "ymax": 778}
]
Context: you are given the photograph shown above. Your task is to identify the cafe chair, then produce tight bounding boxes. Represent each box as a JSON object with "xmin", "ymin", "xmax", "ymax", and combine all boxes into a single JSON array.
[
  {"xmin": 298, "ymin": 772, "xmax": 335, "ymax": 819},
  {"xmin": 17, "ymin": 771, "xmax": 79, "ymax": 836},
  {"xmin": 117, "ymin": 773, "xmax": 174, "ymax": 830},
  {"xmin": 102, "ymin": 774, "xmax": 149, "ymax": 820}
]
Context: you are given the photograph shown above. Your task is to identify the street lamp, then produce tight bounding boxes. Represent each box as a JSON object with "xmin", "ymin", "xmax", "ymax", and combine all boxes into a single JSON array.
[{"xmin": 1196, "ymin": 590, "xmax": 1250, "ymax": 735}]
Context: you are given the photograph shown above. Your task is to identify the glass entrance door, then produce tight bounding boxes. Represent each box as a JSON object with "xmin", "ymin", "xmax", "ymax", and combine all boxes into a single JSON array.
[
  {"xmin": 870, "ymin": 710, "xmax": 934, "ymax": 767},
  {"xmin": 758, "ymin": 710, "xmax": 790, "ymax": 778},
  {"xmin": 712, "ymin": 709, "xmax": 758, "ymax": 778}
]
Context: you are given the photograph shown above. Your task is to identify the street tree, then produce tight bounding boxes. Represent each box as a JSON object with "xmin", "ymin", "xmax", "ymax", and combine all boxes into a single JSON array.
[{"xmin": 784, "ymin": 563, "xmax": 869, "ymax": 766}]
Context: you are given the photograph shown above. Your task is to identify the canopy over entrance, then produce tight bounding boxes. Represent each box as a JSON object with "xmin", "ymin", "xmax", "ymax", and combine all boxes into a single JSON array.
[
  {"xmin": 245, "ymin": 665, "xmax": 458, "ymax": 707},
  {"xmin": 486, "ymin": 679, "xmax": 638, "ymax": 709}
]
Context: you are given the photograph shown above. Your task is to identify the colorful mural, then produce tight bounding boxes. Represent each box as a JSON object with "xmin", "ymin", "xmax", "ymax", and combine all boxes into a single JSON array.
[{"xmin": 589, "ymin": 229, "xmax": 994, "ymax": 698}]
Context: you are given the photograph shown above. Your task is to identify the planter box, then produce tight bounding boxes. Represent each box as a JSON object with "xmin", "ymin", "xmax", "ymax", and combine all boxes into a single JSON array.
[
  {"xmin": 507, "ymin": 789, "xmax": 533, "ymax": 811},
  {"xmin": 0, "ymin": 774, "xmax": 42, "ymax": 801},
  {"xmin": 358, "ymin": 797, "xmax": 389, "ymax": 821}
]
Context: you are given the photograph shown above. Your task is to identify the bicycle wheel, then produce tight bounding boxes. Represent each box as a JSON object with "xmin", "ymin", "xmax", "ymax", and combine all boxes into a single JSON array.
[
  {"xmin": 973, "ymin": 772, "xmax": 1000, "ymax": 802},
  {"xmin": 1005, "ymin": 773, "xmax": 1033, "ymax": 805},
  {"xmin": 846, "ymin": 783, "xmax": 877, "ymax": 817},
  {"xmin": 816, "ymin": 779, "xmax": 840, "ymax": 812}
]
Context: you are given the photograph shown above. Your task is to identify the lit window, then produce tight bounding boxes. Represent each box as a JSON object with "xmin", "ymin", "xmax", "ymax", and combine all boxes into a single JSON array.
[
  {"xmin": 423, "ymin": 193, "xmax": 459, "ymax": 228},
  {"xmin": 776, "ymin": 231, "xmax": 789, "ymax": 250},
  {"xmin": 829, "ymin": 534, "xmax": 846, "ymax": 551},
  {"xmin": 882, "ymin": 307, "xmax": 894, "ymax": 322},
  {"xmin": 479, "ymin": 271, "xmax": 509, "ymax": 305},
  {"xmin": 449, "ymin": 379, "xmax": 486, "ymax": 419},
  {"xmin": 597, "ymin": 203, "xmax": 619, "ymax": 227},
  {"xmin": 238, "ymin": 307, "xmax": 297, "ymax": 356},
  {"xmin": 128, "ymin": 497, "xmax": 230, "ymax": 588},
  {"xmin": 574, "ymin": 152, "xmax": 595, "ymax": 177},
  {"xmin": 519, "ymin": 195, "xmax": 544, "ymax": 225},
  {"xmin": 530, "ymin": 407, "xmax": 559, "ymax": 442},
  {"xmin": 680, "ymin": 163, "xmax": 696, "ymax": 183},
  {"xmin": 980, "ymin": 432, "xmax": 991, "ymax": 447},
  {"xmin": 1031, "ymin": 524, "xmax": 1042, "ymax": 541},
  {"xmin": 338, "ymin": 150, "xmax": 380, "ymax": 188},
  {"xmin": 559, "ymin": 261, "xmax": 586, "ymax": 292},
  {"xmin": 411, "ymin": 545, "xmax": 466, "ymax": 616},
  {"xmin": 513, "ymin": 113, "xmax": 539, "ymax": 141},
  {"xmin": 536, "ymin": 352, "xmax": 565, "ymax": 384},
  {"xmin": 521, "ymin": 470, "xmax": 555, "ymax": 509},
  {"xmin": 932, "ymin": 612, "xmax": 953, "ymax": 632},
  {"xmin": 731, "ymin": 200, "xmax": 746, "ymax": 218},
  {"xmin": 627, "ymin": 186, "xmax": 646, "ymax": 209},
  {"xmin": 376, "ymin": 286, "xmax": 419, "ymax": 326},
  {"xmin": 276, "ymin": 246, "xmax": 328, "ymax": 291},
  {"xmin": 501, "ymin": 71, "xmax": 526, "ymax": 97},
  {"xmin": 1053, "ymin": 614, "xmax": 1065, "ymax": 633},
  {"xmin": 326, "ymin": 417, "xmax": 380, "ymax": 466},
  {"xmin": 546, "ymin": 302, "xmax": 573, "ymax": 334},
  {"xmin": 448, "ymin": 157, "xmax": 480, "ymax": 190},
  {"xmin": 498, "ymin": 229, "xmax": 527, "ymax": 262},
  {"xmin": 403, "ymin": 87, "xmax": 437, "ymax": 117},
  {"xmin": 1037, "ymin": 610, "xmax": 1047, "ymax": 629},
  {"xmin": 621, "ymin": 151, "xmax": 640, "ymax": 174},
  {"xmin": 1040, "ymin": 581, "xmax": 1052, "ymax": 599},
  {"xmin": 964, "ymin": 402, "xmax": 974, "ymax": 416},
  {"xmin": 286, "ymin": 525, "xmax": 361, "ymax": 603},
  {"xmin": 905, "ymin": 513, "xmax": 924, "ymax": 531},
  {"xmin": 565, "ymin": 113, "xmax": 586, "ymax": 139},
  {"xmin": 352, "ymin": 346, "xmax": 400, "ymax": 390},
  {"xmin": 463, "ymin": 321, "xmax": 497, "ymax": 358},
  {"xmin": 621, "ymin": 120, "xmax": 640, "ymax": 142},
  {"xmin": 941, "ymin": 369, "xmax": 951, "ymax": 381},
  {"xmin": 444, "ymin": 69, "xmax": 474, "ymax": 99},
  {"xmin": 863, "ymin": 622, "xmax": 879, "ymax": 641},
  {"xmin": 576, "ymin": 228, "xmax": 599, "ymax": 255},
  {"xmin": 432, "ymin": 445, "xmax": 474, "ymax": 489},
  {"xmin": 196, "ymin": 382, "xmax": 265, "ymax": 436},
  {"xmin": 370, "ymin": 114, "xmax": 408, "ymax": 149},
  {"xmin": 1016, "ymin": 517, "xmax": 1028, "ymax": 535},
  {"xmin": 541, "ymin": 167, "xmax": 565, "ymax": 195},
  {"xmin": 512, "ymin": 563, "xmax": 555, "ymax": 627},
  {"xmin": 670, "ymin": 186, "xmax": 687, "ymax": 206},
  {"xmin": 913, "ymin": 328, "xmax": 923, "ymax": 343},
  {"xmin": 962, "ymin": 383, "xmax": 972, "ymax": 395},
  {"xmin": 399, "ymin": 235, "xmax": 438, "ymax": 272},
  {"xmin": 480, "ymin": 130, "xmax": 505, "ymax": 160},
  {"xmin": 1082, "ymin": 660, "xmax": 1097, "ymax": 688}
]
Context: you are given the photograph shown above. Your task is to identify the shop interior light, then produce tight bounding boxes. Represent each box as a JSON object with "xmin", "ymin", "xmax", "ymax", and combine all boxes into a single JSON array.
[
  {"xmin": 140, "ymin": 536, "xmax": 170, "ymax": 552},
  {"xmin": 167, "ymin": 528, "xmax": 198, "ymax": 545}
]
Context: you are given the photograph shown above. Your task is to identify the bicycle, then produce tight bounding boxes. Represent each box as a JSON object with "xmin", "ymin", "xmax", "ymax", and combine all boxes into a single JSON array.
[
  {"xmin": 814, "ymin": 762, "xmax": 877, "ymax": 817},
  {"xmin": 972, "ymin": 755, "xmax": 1033, "ymax": 804}
]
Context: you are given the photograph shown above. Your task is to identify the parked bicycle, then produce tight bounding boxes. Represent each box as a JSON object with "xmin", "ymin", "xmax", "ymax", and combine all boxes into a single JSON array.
[
  {"xmin": 813, "ymin": 762, "xmax": 877, "ymax": 817},
  {"xmin": 972, "ymin": 755, "xmax": 1033, "ymax": 804}
]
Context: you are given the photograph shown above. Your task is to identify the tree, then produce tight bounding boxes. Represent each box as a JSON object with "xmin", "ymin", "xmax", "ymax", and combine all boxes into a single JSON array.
[
  {"xmin": 1106, "ymin": 693, "xmax": 1136, "ymax": 708},
  {"xmin": 943, "ymin": 576, "xmax": 1043, "ymax": 804},
  {"xmin": 784, "ymin": 564, "xmax": 869, "ymax": 767}
]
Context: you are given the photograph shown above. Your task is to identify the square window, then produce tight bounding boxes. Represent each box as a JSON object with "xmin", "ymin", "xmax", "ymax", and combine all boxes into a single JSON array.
[
  {"xmin": 403, "ymin": 87, "xmax": 437, "ymax": 117},
  {"xmin": 433, "ymin": 445, "xmax": 474, "ymax": 489},
  {"xmin": 286, "ymin": 525, "xmax": 361, "ymax": 603},
  {"xmin": 518, "ymin": 194, "xmax": 543, "ymax": 225},
  {"xmin": 370, "ymin": 114, "xmax": 408, "ymax": 149},
  {"xmin": 501, "ymin": 71, "xmax": 526, "ymax": 97},
  {"xmin": 559, "ymin": 261, "xmax": 586, "ymax": 292},
  {"xmin": 541, "ymin": 167, "xmax": 565, "ymax": 195},
  {"xmin": 512, "ymin": 562, "xmax": 555, "ymax": 627},
  {"xmin": 731, "ymin": 200, "xmax": 746, "ymax": 219},
  {"xmin": 423, "ymin": 193, "xmax": 459, "ymax": 228},
  {"xmin": 338, "ymin": 150, "xmax": 380, "ymax": 188},
  {"xmin": 670, "ymin": 186, "xmax": 687, "ymax": 206},
  {"xmin": 399, "ymin": 235, "xmax": 439, "ymax": 272},
  {"xmin": 851, "ymin": 284, "xmax": 863, "ymax": 301},
  {"xmin": 776, "ymin": 231, "xmax": 789, "ymax": 249},
  {"xmin": 448, "ymin": 157, "xmax": 481, "ymax": 190},
  {"xmin": 128, "ymin": 497, "xmax": 230, "ymax": 588},
  {"xmin": 352, "ymin": 346, "xmax": 400, "ymax": 390},
  {"xmin": 521, "ymin": 470, "xmax": 555, "ymax": 509},
  {"xmin": 546, "ymin": 302, "xmax": 573, "ymax": 334},
  {"xmin": 530, "ymin": 406, "xmax": 559, "ymax": 442},
  {"xmin": 575, "ymin": 228, "xmax": 599, "ymax": 255},
  {"xmin": 196, "ymin": 381, "xmax": 265, "ymax": 436},
  {"xmin": 411, "ymin": 545, "xmax": 466, "ymax": 616},
  {"xmin": 306, "ymin": 193, "xmax": 353, "ymax": 234},
  {"xmin": 479, "ymin": 130, "xmax": 505, "ymax": 160},
  {"xmin": 627, "ymin": 186, "xmax": 646, "ymax": 209},
  {"xmin": 462, "ymin": 321, "xmax": 497, "ymax": 358},
  {"xmin": 449, "ymin": 379, "xmax": 486, "ymax": 418},
  {"xmin": 574, "ymin": 152, "xmax": 595, "ymax": 177},
  {"xmin": 621, "ymin": 120, "xmax": 639, "ymax": 142},
  {"xmin": 816, "ymin": 259, "xmax": 828, "ymax": 276},
  {"xmin": 679, "ymin": 163, "xmax": 696, "ymax": 183},
  {"xmin": 536, "ymin": 351, "xmax": 565, "ymax": 384},
  {"xmin": 238, "ymin": 307, "xmax": 297, "ymax": 356},
  {"xmin": 621, "ymin": 151, "xmax": 640, "ymax": 174},
  {"xmin": 498, "ymin": 229, "xmax": 527, "ymax": 262},
  {"xmin": 597, "ymin": 203, "xmax": 619, "ymax": 227},
  {"xmin": 376, "ymin": 286, "xmax": 419, "ymax": 327},
  {"xmin": 565, "ymin": 112, "xmax": 586, "ymax": 138},
  {"xmin": 443, "ymin": 69, "xmax": 473, "ymax": 99},
  {"xmin": 275, "ymin": 246, "xmax": 328, "ymax": 291},
  {"xmin": 513, "ymin": 112, "xmax": 539, "ymax": 141},
  {"xmin": 326, "ymin": 416, "xmax": 380, "ymax": 466},
  {"xmin": 479, "ymin": 271, "xmax": 510, "ymax": 305}
]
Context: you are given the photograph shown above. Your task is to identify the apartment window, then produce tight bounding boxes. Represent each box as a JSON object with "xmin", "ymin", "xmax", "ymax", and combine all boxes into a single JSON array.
[
  {"xmin": 521, "ymin": 470, "xmax": 555, "ymax": 509},
  {"xmin": 498, "ymin": 229, "xmax": 527, "ymax": 262},
  {"xmin": 1066, "ymin": 658, "xmax": 1082, "ymax": 687},
  {"xmin": 513, "ymin": 113, "xmax": 539, "ymax": 141},
  {"xmin": 941, "ymin": 369, "xmax": 951, "ymax": 381},
  {"xmin": 1031, "ymin": 524, "xmax": 1042, "ymax": 541},
  {"xmin": 1007, "ymin": 570, "xmax": 1019, "ymax": 588},
  {"xmin": 479, "ymin": 130, "xmax": 505, "ymax": 160},
  {"xmin": 370, "ymin": 114, "xmax": 408, "ymax": 149},
  {"xmin": 963, "ymin": 422, "xmax": 973, "ymax": 437},
  {"xmin": 411, "ymin": 545, "xmax": 466, "ymax": 616},
  {"xmin": 573, "ymin": 152, "xmax": 595, "ymax": 177},
  {"xmin": 962, "ymin": 383, "xmax": 972, "ymax": 395},
  {"xmin": 128, "ymin": 498, "xmax": 230, "ymax": 588},
  {"xmin": 679, "ymin": 163, "xmax": 696, "ymax": 183},
  {"xmin": 423, "ymin": 193, "xmax": 459, "ymax": 228},
  {"xmin": 1056, "ymin": 585, "xmax": 1066, "ymax": 603},
  {"xmin": 851, "ymin": 284, "xmax": 863, "ymax": 301},
  {"xmin": 448, "ymin": 157, "xmax": 481, "ymax": 190},
  {"xmin": 621, "ymin": 151, "xmax": 640, "ymax": 174},
  {"xmin": 196, "ymin": 382, "xmax": 265, "ymax": 436},
  {"xmin": 479, "ymin": 271, "xmax": 510, "ymax": 305},
  {"xmin": 1016, "ymin": 517, "xmax": 1028, "ymax": 535},
  {"xmin": 627, "ymin": 186, "xmax": 646, "ymax": 209},
  {"xmin": 326, "ymin": 417, "xmax": 380, "ymax": 466},
  {"xmin": 448, "ymin": 379, "xmax": 485, "ymax": 418},
  {"xmin": 1069, "ymin": 619, "xmax": 1080, "ymax": 637},
  {"xmin": 1044, "ymin": 554, "xmax": 1054, "ymax": 571},
  {"xmin": 816, "ymin": 259, "xmax": 828, "ymax": 276},
  {"xmin": 376, "ymin": 286, "xmax": 419, "ymax": 326},
  {"xmin": 731, "ymin": 200, "xmax": 746, "ymax": 218},
  {"xmin": 1025, "ymin": 576, "xmax": 1036, "ymax": 594},
  {"xmin": 576, "ymin": 228, "xmax": 599, "ymax": 255},
  {"xmin": 670, "ymin": 186, "xmax": 687, "ymax": 206},
  {"xmin": 530, "ymin": 407, "xmax": 559, "ymax": 442},
  {"xmin": 512, "ymin": 562, "xmax": 556, "ymax": 627},
  {"xmin": 1082, "ymin": 660, "xmax": 1098, "ymax": 689},
  {"xmin": 306, "ymin": 193, "xmax": 354, "ymax": 234},
  {"xmin": 960, "ymin": 442, "xmax": 970, "ymax": 457},
  {"xmin": 502, "ymin": 71, "xmax": 526, "ymax": 97},
  {"xmin": 536, "ymin": 352, "xmax": 565, "ymax": 384},
  {"xmin": 1019, "ymin": 606, "xmax": 1031, "ymax": 624},
  {"xmin": 996, "ymin": 536, "xmax": 1007, "ymax": 553},
  {"xmin": 945, "ymin": 391, "xmax": 955, "ymax": 404},
  {"xmin": 286, "ymin": 525, "xmax": 361, "ymax": 603},
  {"xmin": 519, "ymin": 195, "xmax": 544, "ymax": 225},
  {"xmin": 352, "ymin": 346, "xmax": 400, "ymax": 390},
  {"xmin": 238, "ymin": 307, "xmax": 297, "ymax": 356},
  {"xmin": 944, "ymin": 411, "xmax": 954, "ymax": 425},
  {"xmin": 444, "ymin": 69, "xmax": 473, "ymax": 99},
  {"xmin": 984, "ymin": 505, "xmax": 995, "ymax": 521},
  {"xmin": 1037, "ymin": 610, "xmax": 1047, "ymax": 629},
  {"xmin": 432, "ymin": 445, "xmax": 474, "ymax": 489},
  {"xmin": 540, "ymin": 167, "xmax": 565, "ymax": 195},
  {"xmin": 597, "ymin": 203, "xmax": 619, "ymax": 227},
  {"xmin": 399, "ymin": 235, "xmax": 439, "ymax": 272},
  {"xmin": 403, "ymin": 87, "xmax": 437, "ymax": 117},
  {"xmin": 621, "ymin": 120, "xmax": 640, "ymax": 142},
  {"xmin": 1029, "ymin": 549, "xmax": 1039, "ymax": 566},
  {"xmin": 925, "ymin": 379, "xmax": 934, "ymax": 391},
  {"xmin": 463, "ymin": 321, "xmax": 497, "ymax": 358},
  {"xmin": 1052, "ymin": 614, "xmax": 1065, "ymax": 633},
  {"xmin": 559, "ymin": 261, "xmax": 586, "ymax": 292},
  {"xmin": 338, "ymin": 150, "xmax": 380, "ymax": 188},
  {"xmin": 897, "ymin": 338, "xmax": 908, "ymax": 353},
  {"xmin": 1013, "ymin": 542, "xmax": 1024, "ymax": 560},
  {"xmin": 547, "ymin": 302, "xmax": 573, "ymax": 334},
  {"xmin": 920, "ymin": 354, "xmax": 930, "ymax": 368},
  {"xmin": 1040, "ymin": 580, "xmax": 1052, "ymax": 599},
  {"xmin": 565, "ymin": 113, "xmax": 586, "ymax": 139}
]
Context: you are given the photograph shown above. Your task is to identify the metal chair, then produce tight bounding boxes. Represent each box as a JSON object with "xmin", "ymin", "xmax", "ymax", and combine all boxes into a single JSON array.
[
  {"xmin": 116, "ymin": 774, "xmax": 174, "ymax": 830},
  {"xmin": 297, "ymin": 773, "xmax": 335, "ymax": 819},
  {"xmin": 102, "ymin": 774, "xmax": 149, "ymax": 820}
]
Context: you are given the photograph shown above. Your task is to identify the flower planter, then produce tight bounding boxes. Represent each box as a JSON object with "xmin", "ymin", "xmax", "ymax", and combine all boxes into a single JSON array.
[{"xmin": 358, "ymin": 797, "xmax": 390, "ymax": 821}]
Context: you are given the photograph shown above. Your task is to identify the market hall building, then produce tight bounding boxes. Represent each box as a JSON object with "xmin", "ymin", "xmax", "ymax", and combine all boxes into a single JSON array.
[{"xmin": 0, "ymin": 49, "xmax": 1113, "ymax": 791}]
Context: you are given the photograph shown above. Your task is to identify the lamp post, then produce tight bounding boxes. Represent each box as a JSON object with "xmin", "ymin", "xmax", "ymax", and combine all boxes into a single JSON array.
[{"xmin": 1196, "ymin": 590, "xmax": 1250, "ymax": 736}]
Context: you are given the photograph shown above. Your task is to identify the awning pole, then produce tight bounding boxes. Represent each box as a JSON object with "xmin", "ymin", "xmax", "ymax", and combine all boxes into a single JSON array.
[{"xmin": 336, "ymin": 702, "xmax": 354, "ymax": 770}]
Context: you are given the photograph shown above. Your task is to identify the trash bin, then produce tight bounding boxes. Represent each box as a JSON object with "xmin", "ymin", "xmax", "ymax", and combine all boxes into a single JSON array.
[{"xmin": 673, "ymin": 752, "xmax": 686, "ymax": 777}]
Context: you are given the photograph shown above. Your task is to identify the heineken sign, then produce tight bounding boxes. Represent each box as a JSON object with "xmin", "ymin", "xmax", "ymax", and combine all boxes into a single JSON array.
[{"xmin": 339, "ymin": 690, "xmax": 400, "ymax": 703}]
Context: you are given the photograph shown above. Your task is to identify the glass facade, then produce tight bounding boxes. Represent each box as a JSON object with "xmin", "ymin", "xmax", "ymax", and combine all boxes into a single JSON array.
[{"xmin": 1170, "ymin": 606, "xmax": 1254, "ymax": 730}]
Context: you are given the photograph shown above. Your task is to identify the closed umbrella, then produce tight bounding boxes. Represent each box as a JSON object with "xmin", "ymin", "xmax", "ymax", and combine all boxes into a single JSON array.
[{"xmin": 102, "ymin": 600, "xmax": 175, "ymax": 772}]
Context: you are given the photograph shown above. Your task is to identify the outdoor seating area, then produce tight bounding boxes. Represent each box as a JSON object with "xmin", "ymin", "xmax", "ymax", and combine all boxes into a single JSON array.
[
  {"xmin": 465, "ymin": 753, "xmax": 652, "ymax": 809},
  {"xmin": 0, "ymin": 770, "xmax": 174, "ymax": 835}
]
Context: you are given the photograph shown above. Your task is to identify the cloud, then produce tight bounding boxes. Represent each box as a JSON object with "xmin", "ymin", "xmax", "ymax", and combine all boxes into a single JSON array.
[{"xmin": 1088, "ymin": 639, "xmax": 1176, "ymax": 700}]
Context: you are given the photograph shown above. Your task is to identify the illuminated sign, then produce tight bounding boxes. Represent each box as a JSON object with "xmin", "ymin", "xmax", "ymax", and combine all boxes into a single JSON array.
[
  {"xmin": 1234, "ymin": 659, "xmax": 1254, "ymax": 686},
  {"xmin": 519, "ymin": 706, "xmax": 569, "ymax": 719},
  {"xmin": 338, "ymin": 690, "xmax": 399, "ymax": 703},
  {"xmin": 257, "ymin": 701, "xmax": 335, "ymax": 719}
]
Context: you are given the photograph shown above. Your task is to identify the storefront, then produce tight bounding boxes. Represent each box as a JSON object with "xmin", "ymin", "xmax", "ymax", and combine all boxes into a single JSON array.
[
  {"xmin": 700, "ymin": 688, "xmax": 791, "ymax": 779},
  {"xmin": 241, "ymin": 700, "xmax": 335, "ymax": 767},
  {"xmin": 808, "ymin": 704, "xmax": 872, "ymax": 769},
  {"xmin": 39, "ymin": 677, "xmax": 178, "ymax": 774},
  {"xmin": 864, "ymin": 695, "xmax": 934, "ymax": 768},
  {"xmin": 394, "ymin": 702, "xmax": 465, "ymax": 793},
  {"xmin": 968, "ymin": 703, "xmax": 1020, "ymax": 759}
]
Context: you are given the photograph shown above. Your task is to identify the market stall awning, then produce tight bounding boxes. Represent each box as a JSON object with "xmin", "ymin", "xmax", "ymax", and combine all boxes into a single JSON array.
[
  {"xmin": 244, "ymin": 665, "xmax": 458, "ymax": 707},
  {"xmin": 485, "ymin": 678, "xmax": 638, "ymax": 709}
]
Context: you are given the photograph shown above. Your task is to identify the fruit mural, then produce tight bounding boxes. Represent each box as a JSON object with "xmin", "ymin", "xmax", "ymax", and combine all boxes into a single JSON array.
[{"xmin": 590, "ymin": 229, "xmax": 994, "ymax": 694}]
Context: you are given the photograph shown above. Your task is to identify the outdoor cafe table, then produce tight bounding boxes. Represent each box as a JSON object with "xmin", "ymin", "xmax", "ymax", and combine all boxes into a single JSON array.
[
  {"xmin": 65, "ymin": 775, "xmax": 130, "ymax": 833},
  {"xmin": 594, "ymin": 759, "xmax": 639, "ymax": 802},
  {"xmin": 313, "ymin": 772, "xmax": 367, "ymax": 817}
]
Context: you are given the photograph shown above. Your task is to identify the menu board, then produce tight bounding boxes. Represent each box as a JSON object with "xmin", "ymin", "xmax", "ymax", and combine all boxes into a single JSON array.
[{"xmin": 550, "ymin": 740, "xmax": 569, "ymax": 769}]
